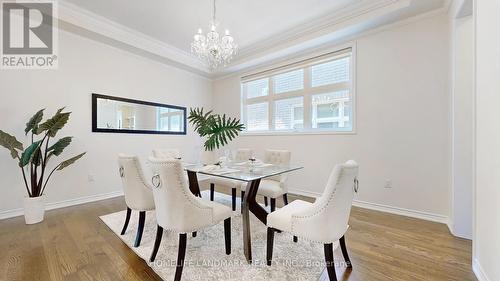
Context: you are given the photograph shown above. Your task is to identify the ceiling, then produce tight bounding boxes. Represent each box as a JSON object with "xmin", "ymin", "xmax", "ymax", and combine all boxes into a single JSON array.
[
  {"xmin": 61, "ymin": 0, "xmax": 358, "ymax": 51},
  {"xmin": 58, "ymin": 0, "xmax": 449, "ymax": 77}
]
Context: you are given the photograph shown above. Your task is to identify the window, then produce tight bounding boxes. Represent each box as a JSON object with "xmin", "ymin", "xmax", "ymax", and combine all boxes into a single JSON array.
[
  {"xmin": 245, "ymin": 78, "xmax": 268, "ymax": 98},
  {"xmin": 311, "ymin": 57, "xmax": 350, "ymax": 87},
  {"xmin": 312, "ymin": 91, "xmax": 351, "ymax": 131},
  {"xmin": 274, "ymin": 69, "xmax": 304, "ymax": 94},
  {"xmin": 240, "ymin": 47, "xmax": 354, "ymax": 133},
  {"xmin": 275, "ymin": 97, "xmax": 304, "ymax": 130},
  {"xmin": 246, "ymin": 102, "xmax": 269, "ymax": 131}
]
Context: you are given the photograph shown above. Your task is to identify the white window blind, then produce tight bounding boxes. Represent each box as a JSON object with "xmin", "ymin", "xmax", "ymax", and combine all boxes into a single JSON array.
[
  {"xmin": 245, "ymin": 78, "xmax": 269, "ymax": 98},
  {"xmin": 246, "ymin": 102, "xmax": 269, "ymax": 131},
  {"xmin": 275, "ymin": 97, "xmax": 304, "ymax": 130},
  {"xmin": 274, "ymin": 69, "xmax": 304, "ymax": 94},
  {"xmin": 241, "ymin": 47, "xmax": 354, "ymax": 134},
  {"xmin": 311, "ymin": 57, "xmax": 350, "ymax": 87}
]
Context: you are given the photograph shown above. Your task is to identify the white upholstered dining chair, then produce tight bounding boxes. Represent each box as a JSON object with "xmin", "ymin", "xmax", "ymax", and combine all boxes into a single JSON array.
[
  {"xmin": 241, "ymin": 149, "xmax": 292, "ymax": 212},
  {"xmin": 152, "ymin": 148, "xmax": 181, "ymax": 159},
  {"xmin": 152, "ymin": 148, "xmax": 209, "ymax": 202},
  {"xmin": 266, "ymin": 160, "xmax": 359, "ymax": 281},
  {"xmin": 148, "ymin": 158, "xmax": 232, "ymax": 281},
  {"xmin": 209, "ymin": 148, "xmax": 253, "ymax": 211},
  {"xmin": 117, "ymin": 154, "xmax": 155, "ymax": 247}
]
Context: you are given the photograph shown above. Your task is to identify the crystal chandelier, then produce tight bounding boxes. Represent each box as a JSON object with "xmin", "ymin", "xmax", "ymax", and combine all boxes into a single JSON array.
[{"xmin": 191, "ymin": 0, "xmax": 237, "ymax": 69}]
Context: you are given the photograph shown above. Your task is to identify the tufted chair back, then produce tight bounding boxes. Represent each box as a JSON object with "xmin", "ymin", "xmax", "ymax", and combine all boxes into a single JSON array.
[
  {"xmin": 264, "ymin": 149, "xmax": 291, "ymax": 184},
  {"xmin": 235, "ymin": 149, "xmax": 253, "ymax": 162},
  {"xmin": 117, "ymin": 154, "xmax": 155, "ymax": 211},
  {"xmin": 152, "ymin": 148, "xmax": 181, "ymax": 159},
  {"xmin": 148, "ymin": 157, "xmax": 217, "ymax": 233},
  {"xmin": 291, "ymin": 160, "xmax": 358, "ymax": 243}
]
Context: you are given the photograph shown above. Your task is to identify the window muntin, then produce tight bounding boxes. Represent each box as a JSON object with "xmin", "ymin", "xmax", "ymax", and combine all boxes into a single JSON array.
[{"xmin": 241, "ymin": 48, "xmax": 354, "ymax": 133}]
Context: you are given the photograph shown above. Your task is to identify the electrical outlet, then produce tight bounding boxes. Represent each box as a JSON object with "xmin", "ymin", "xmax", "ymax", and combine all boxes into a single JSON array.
[
  {"xmin": 88, "ymin": 174, "xmax": 95, "ymax": 182},
  {"xmin": 384, "ymin": 180, "xmax": 392, "ymax": 188}
]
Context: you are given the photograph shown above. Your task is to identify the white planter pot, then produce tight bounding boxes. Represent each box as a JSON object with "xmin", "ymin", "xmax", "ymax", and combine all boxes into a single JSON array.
[{"xmin": 23, "ymin": 196, "xmax": 45, "ymax": 224}]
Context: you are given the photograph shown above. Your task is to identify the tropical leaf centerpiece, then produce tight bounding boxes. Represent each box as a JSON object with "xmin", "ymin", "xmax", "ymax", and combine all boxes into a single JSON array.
[
  {"xmin": 188, "ymin": 108, "xmax": 245, "ymax": 151},
  {"xmin": 0, "ymin": 108, "xmax": 86, "ymax": 197}
]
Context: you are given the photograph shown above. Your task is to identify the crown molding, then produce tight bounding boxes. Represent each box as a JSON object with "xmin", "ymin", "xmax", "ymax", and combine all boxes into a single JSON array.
[
  {"xmin": 211, "ymin": 0, "xmax": 412, "ymax": 78},
  {"xmin": 57, "ymin": 1, "xmax": 211, "ymax": 76},
  {"xmin": 54, "ymin": 0, "xmax": 447, "ymax": 79},
  {"xmin": 55, "ymin": 0, "xmax": 413, "ymax": 78},
  {"xmin": 236, "ymin": 0, "xmax": 402, "ymax": 58},
  {"xmin": 213, "ymin": 3, "xmax": 449, "ymax": 81}
]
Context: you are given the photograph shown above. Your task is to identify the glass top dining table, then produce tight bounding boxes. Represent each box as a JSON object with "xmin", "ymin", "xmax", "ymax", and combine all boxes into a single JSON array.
[
  {"xmin": 184, "ymin": 162, "xmax": 303, "ymax": 182},
  {"xmin": 183, "ymin": 161, "xmax": 303, "ymax": 263}
]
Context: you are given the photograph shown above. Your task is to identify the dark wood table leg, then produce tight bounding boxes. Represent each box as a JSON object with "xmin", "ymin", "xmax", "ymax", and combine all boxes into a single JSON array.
[
  {"xmin": 187, "ymin": 171, "xmax": 269, "ymax": 264},
  {"xmin": 242, "ymin": 178, "xmax": 269, "ymax": 263},
  {"xmin": 187, "ymin": 170, "xmax": 202, "ymax": 197},
  {"xmin": 188, "ymin": 171, "xmax": 202, "ymax": 238}
]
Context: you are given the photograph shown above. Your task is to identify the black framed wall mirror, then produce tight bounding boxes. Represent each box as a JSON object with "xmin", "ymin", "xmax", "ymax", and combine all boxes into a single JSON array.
[{"xmin": 92, "ymin": 94, "xmax": 187, "ymax": 135}]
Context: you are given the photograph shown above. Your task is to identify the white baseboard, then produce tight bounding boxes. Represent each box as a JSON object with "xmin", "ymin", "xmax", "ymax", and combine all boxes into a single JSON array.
[
  {"xmin": 0, "ymin": 190, "xmax": 124, "ymax": 220},
  {"xmin": 473, "ymin": 258, "xmax": 490, "ymax": 281},
  {"xmin": 288, "ymin": 189, "xmax": 450, "ymax": 225},
  {"xmin": 447, "ymin": 221, "xmax": 456, "ymax": 236},
  {"xmin": 352, "ymin": 199, "xmax": 450, "ymax": 224},
  {"xmin": 0, "ymin": 208, "xmax": 24, "ymax": 220},
  {"xmin": 1, "ymin": 187, "xmax": 450, "ymax": 227},
  {"xmin": 446, "ymin": 222, "xmax": 473, "ymax": 240},
  {"xmin": 288, "ymin": 188, "xmax": 322, "ymax": 198}
]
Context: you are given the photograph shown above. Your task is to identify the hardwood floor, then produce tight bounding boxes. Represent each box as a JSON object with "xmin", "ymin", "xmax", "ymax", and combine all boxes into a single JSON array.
[
  {"xmin": 0, "ymin": 191, "xmax": 476, "ymax": 281},
  {"xmin": 0, "ymin": 198, "xmax": 162, "ymax": 281},
  {"xmin": 316, "ymin": 205, "xmax": 476, "ymax": 281}
]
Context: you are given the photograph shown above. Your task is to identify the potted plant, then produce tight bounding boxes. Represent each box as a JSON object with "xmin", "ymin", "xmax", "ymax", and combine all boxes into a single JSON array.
[
  {"xmin": 188, "ymin": 107, "xmax": 245, "ymax": 151},
  {"xmin": 0, "ymin": 108, "xmax": 86, "ymax": 224}
]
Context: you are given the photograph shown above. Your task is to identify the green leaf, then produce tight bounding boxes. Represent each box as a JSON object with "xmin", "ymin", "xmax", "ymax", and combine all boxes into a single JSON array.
[
  {"xmin": 0, "ymin": 130, "xmax": 24, "ymax": 159},
  {"xmin": 32, "ymin": 148, "xmax": 43, "ymax": 167},
  {"xmin": 47, "ymin": 136, "xmax": 72, "ymax": 158},
  {"xmin": 25, "ymin": 109, "xmax": 44, "ymax": 135},
  {"xmin": 188, "ymin": 107, "xmax": 213, "ymax": 136},
  {"xmin": 37, "ymin": 108, "xmax": 71, "ymax": 137},
  {"xmin": 188, "ymin": 108, "xmax": 245, "ymax": 151},
  {"xmin": 20, "ymin": 140, "xmax": 42, "ymax": 167},
  {"xmin": 57, "ymin": 152, "xmax": 86, "ymax": 171}
]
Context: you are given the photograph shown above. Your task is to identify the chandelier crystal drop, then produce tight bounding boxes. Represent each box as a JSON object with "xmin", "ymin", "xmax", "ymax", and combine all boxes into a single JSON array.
[{"xmin": 191, "ymin": 0, "xmax": 237, "ymax": 69}]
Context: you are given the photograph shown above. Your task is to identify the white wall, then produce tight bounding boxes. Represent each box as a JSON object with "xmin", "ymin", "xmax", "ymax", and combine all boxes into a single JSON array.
[
  {"xmin": 474, "ymin": 0, "xmax": 500, "ymax": 280},
  {"xmin": 0, "ymin": 29, "xmax": 212, "ymax": 216},
  {"xmin": 213, "ymin": 14, "xmax": 451, "ymax": 219},
  {"xmin": 451, "ymin": 15, "xmax": 473, "ymax": 239}
]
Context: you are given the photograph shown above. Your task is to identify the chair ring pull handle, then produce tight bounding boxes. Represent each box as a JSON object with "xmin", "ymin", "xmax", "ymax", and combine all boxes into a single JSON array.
[
  {"xmin": 354, "ymin": 178, "xmax": 359, "ymax": 193},
  {"xmin": 119, "ymin": 167, "xmax": 124, "ymax": 178},
  {"xmin": 152, "ymin": 174, "xmax": 161, "ymax": 188}
]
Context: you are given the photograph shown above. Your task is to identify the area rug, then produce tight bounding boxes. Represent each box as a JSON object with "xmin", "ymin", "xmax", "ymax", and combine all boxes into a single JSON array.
[{"xmin": 100, "ymin": 191, "xmax": 338, "ymax": 281}]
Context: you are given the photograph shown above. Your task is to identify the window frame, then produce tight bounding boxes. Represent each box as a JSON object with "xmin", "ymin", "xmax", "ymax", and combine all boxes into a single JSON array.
[{"xmin": 240, "ymin": 43, "xmax": 357, "ymax": 135}]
